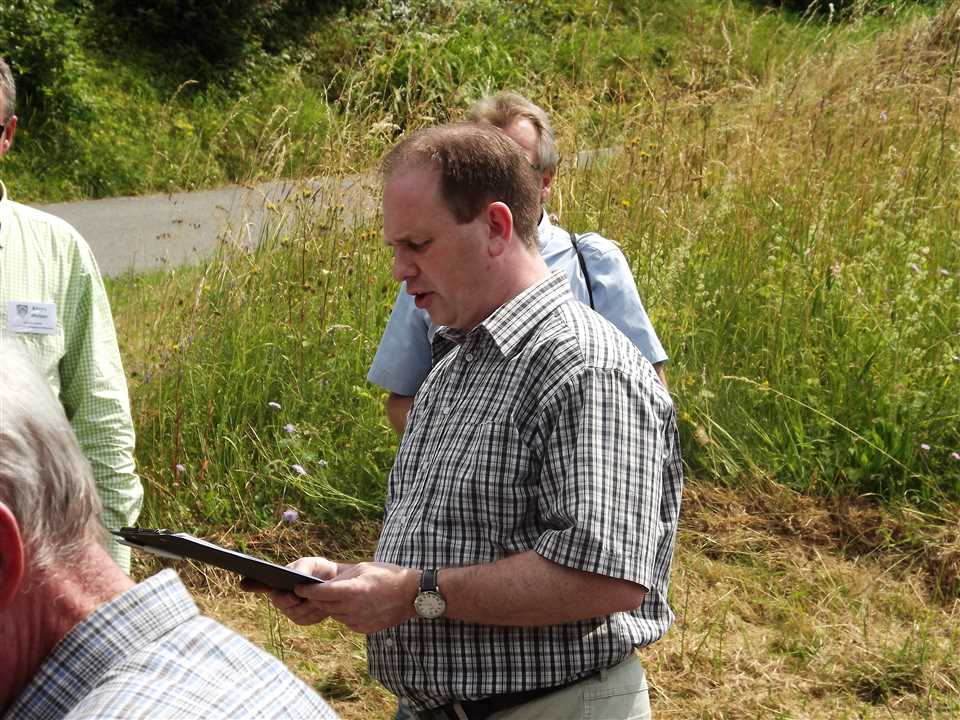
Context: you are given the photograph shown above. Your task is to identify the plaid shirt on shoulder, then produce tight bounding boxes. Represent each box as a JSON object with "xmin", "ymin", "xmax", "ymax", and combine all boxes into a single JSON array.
[
  {"xmin": 369, "ymin": 271, "xmax": 683, "ymax": 712},
  {"xmin": 3, "ymin": 570, "xmax": 338, "ymax": 720}
]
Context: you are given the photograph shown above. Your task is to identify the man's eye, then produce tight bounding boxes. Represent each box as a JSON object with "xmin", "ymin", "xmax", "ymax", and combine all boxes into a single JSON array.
[{"xmin": 409, "ymin": 241, "xmax": 430, "ymax": 253}]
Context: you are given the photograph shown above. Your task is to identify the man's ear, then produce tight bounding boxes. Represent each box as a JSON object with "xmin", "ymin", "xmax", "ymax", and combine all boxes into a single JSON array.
[
  {"xmin": 0, "ymin": 115, "xmax": 17, "ymax": 158},
  {"xmin": 0, "ymin": 503, "xmax": 25, "ymax": 609},
  {"xmin": 539, "ymin": 170, "xmax": 554, "ymax": 204},
  {"xmin": 485, "ymin": 201, "xmax": 514, "ymax": 257}
]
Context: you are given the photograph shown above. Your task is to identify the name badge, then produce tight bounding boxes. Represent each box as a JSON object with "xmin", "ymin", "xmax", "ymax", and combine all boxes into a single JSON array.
[{"xmin": 6, "ymin": 301, "xmax": 58, "ymax": 335}]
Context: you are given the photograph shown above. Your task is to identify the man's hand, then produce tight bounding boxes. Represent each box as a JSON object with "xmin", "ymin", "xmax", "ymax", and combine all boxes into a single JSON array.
[
  {"xmin": 245, "ymin": 557, "xmax": 420, "ymax": 634},
  {"xmin": 241, "ymin": 557, "xmax": 341, "ymax": 625},
  {"xmin": 289, "ymin": 561, "xmax": 419, "ymax": 634}
]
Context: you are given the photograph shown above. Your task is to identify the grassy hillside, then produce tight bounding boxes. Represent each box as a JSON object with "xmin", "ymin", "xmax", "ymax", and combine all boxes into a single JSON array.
[
  {"xmin": 98, "ymin": 0, "xmax": 960, "ymax": 536},
  {"xmin": 3, "ymin": 1, "xmax": 940, "ymax": 201}
]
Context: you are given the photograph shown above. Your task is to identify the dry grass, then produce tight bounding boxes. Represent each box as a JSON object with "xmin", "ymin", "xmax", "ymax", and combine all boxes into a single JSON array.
[{"xmin": 131, "ymin": 481, "xmax": 960, "ymax": 720}]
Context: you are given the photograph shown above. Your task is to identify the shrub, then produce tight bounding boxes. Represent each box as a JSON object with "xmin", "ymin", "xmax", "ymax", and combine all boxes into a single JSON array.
[
  {"xmin": 91, "ymin": 0, "xmax": 341, "ymax": 80},
  {"xmin": 0, "ymin": 0, "xmax": 89, "ymax": 123}
]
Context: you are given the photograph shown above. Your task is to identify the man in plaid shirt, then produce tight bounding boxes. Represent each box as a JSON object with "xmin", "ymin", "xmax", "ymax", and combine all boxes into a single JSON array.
[
  {"xmin": 0, "ymin": 342, "xmax": 337, "ymax": 720},
  {"xmin": 258, "ymin": 123, "xmax": 683, "ymax": 720}
]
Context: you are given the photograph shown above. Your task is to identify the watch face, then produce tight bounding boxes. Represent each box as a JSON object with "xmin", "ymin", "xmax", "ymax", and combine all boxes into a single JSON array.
[{"xmin": 414, "ymin": 590, "xmax": 446, "ymax": 619}]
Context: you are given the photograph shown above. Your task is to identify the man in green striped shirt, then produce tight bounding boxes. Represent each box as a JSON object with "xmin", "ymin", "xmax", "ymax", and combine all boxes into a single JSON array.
[{"xmin": 0, "ymin": 58, "xmax": 141, "ymax": 571}]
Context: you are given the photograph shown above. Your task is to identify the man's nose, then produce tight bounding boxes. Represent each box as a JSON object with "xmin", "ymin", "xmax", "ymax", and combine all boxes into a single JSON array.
[{"xmin": 392, "ymin": 249, "xmax": 416, "ymax": 283}]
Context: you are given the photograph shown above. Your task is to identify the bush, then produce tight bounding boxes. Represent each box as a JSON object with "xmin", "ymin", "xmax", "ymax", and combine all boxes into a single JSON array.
[
  {"xmin": 91, "ymin": 0, "xmax": 342, "ymax": 80},
  {"xmin": 0, "ymin": 0, "xmax": 89, "ymax": 123}
]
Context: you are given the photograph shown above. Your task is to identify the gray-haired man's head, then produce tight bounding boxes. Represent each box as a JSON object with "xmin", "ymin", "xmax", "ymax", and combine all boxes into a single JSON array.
[{"xmin": 0, "ymin": 342, "xmax": 103, "ymax": 572}]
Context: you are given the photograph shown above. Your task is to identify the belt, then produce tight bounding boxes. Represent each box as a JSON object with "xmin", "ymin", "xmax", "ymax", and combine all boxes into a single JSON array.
[{"xmin": 416, "ymin": 675, "xmax": 593, "ymax": 720}]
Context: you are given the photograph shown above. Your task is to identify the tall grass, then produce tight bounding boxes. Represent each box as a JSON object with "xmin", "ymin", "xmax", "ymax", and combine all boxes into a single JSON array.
[
  {"xmin": 101, "ymin": 0, "xmax": 960, "ymax": 535},
  {"xmin": 557, "ymin": 2, "xmax": 960, "ymax": 500},
  {"xmin": 112, "ymin": 190, "xmax": 396, "ymax": 532}
]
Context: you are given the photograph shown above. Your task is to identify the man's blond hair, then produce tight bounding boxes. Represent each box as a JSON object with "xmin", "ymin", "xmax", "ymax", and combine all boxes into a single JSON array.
[{"xmin": 468, "ymin": 91, "xmax": 558, "ymax": 176}]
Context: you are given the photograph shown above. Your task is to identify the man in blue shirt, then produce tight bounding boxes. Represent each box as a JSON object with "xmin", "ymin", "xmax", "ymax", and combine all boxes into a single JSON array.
[{"xmin": 368, "ymin": 91, "xmax": 667, "ymax": 433}]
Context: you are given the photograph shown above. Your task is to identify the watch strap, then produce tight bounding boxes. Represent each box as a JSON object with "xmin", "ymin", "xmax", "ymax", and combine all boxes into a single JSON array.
[{"xmin": 420, "ymin": 568, "xmax": 439, "ymax": 593}]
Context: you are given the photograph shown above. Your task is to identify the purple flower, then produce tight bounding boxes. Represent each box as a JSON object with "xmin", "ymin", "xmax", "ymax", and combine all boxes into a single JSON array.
[
  {"xmin": 940, "ymin": 268, "xmax": 951, "ymax": 277},
  {"xmin": 909, "ymin": 263, "xmax": 921, "ymax": 273},
  {"xmin": 920, "ymin": 443, "xmax": 931, "ymax": 451},
  {"xmin": 283, "ymin": 423, "xmax": 296, "ymax": 434},
  {"xmin": 282, "ymin": 508, "xmax": 299, "ymax": 524},
  {"xmin": 291, "ymin": 463, "xmax": 307, "ymax": 476},
  {"xmin": 268, "ymin": 401, "xmax": 282, "ymax": 410},
  {"xmin": 175, "ymin": 463, "xmax": 186, "ymax": 473}
]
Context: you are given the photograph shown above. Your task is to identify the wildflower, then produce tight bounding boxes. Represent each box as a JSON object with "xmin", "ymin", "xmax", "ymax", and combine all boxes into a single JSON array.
[
  {"xmin": 318, "ymin": 459, "xmax": 329, "ymax": 468},
  {"xmin": 940, "ymin": 268, "xmax": 950, "ymax": 277},
  {"xmin": 291, "ymin": 463, "xmax": 307, "ymax": 476},
  {"xmin": 951, "ymin": 452, "xmax": 960, "ymax": 461},
  {"xmin": 621, "ymin": 199, "xmax": 631, "ymax": 208},
  {"xmin": 920, "ymin": 443, "xmax": 931, "ymax": 451},
  {"xmin": 909, "ymin": 263, "xmax": 920, "ymax": 273},
  {"xmin": 283, "ymin": 423, "xmax": 296, "ymax": 434},
  {"xmin": 175, "ymin": 463, "xmax": 186, "ymax": 473},
  {"xmin": 879, "ymin": 110, "xmax": 888, "ymax": 123},
  {"xmin": 282, "ymin": 508, "xmax": 299, "ymax": 524},
  {"xmin": 268, "ymin": 401, "xmax": 281, "ymax": 410}
]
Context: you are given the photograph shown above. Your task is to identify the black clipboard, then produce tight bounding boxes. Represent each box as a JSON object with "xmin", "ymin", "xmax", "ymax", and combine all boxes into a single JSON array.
[{"xmin": 112, "ymin": 528, "xmax": 323, "ymax": 592}]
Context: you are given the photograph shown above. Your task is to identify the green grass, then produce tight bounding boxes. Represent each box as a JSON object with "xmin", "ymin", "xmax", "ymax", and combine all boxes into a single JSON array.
[{"xmin": 90, "ymin": 0, "xmax": 960, "ymax": 535}]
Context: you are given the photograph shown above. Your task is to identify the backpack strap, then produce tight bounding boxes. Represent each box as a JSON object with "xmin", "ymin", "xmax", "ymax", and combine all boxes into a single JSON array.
[{"xmin": 569, "ymin": 229, "xmax": 595, "ymax": 310}]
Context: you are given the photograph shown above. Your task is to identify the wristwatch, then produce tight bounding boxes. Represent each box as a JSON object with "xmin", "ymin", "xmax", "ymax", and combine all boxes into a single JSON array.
[{"xmin": 413, "ymin": 569, "xmax": 446, "ymax": 619}]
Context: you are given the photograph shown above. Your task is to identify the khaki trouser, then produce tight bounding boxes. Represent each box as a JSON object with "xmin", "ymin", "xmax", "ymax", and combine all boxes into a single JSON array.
[{"xmin": 490, "ymin": 653, "xmax": 651, "ymax": 720}]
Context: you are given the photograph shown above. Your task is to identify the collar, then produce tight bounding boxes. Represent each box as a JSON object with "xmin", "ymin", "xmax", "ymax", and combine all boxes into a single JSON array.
[
  {"xmin": 537, "ymin": 209, "xmax": 550, "ymax": 251},
  {"xmin": 436, "ymin": 271, "xmax": 572, "ymax": 361}
]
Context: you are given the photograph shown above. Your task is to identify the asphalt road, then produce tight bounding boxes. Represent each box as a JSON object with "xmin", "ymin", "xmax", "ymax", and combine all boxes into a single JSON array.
[
  {"xmin": 38, "ymin": 174, "xmax": 378, "ymax": 278},
  {"xmin": 35, "ymin": 148, "xmax": 616, "ymax": 278}
]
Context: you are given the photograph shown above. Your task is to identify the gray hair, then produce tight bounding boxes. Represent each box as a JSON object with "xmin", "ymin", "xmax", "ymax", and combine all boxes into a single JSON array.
[
  {"xmin": 0, "ymin": 58, "xmax": 15, "ymax": 121},
  {"xmin": 468, "ymin": 91, "xmax": 558, "ymax": 176},
  {"xmin": 0, "ymin": 341, "xmax": 103, "ymax": 571}
]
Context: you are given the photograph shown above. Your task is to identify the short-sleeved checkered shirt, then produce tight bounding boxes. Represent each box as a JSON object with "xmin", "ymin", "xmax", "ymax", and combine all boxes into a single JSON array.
[
  {"xmin": 0, "ymin": 182, "xmax": 141, "ymax": 570},
  {"xmin": 369, "ymin": 272, "xmax": 683, "ymax": 711},
  {"xmin": 3, "ymin": 570, "xmax": 339, "ymax": 720}
]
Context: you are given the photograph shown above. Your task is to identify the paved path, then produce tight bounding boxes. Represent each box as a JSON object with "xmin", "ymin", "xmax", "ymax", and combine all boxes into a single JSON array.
[
  {"xmin": 38, "ymin": 174, "xmax": 379, "ymax": 277},
  {"xmin": 37, "ymin": 148, "xmax": 617, "ymax": 278}
]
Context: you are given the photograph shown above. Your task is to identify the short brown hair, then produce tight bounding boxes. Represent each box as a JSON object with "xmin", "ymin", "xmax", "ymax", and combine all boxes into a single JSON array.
[
  {"xmin": 382, "ymin": 122, "xmax": 542, "ymax": 248},
  {"xmin": 468, "ymin": 91, "xmax": 557, "ymax": 176}
]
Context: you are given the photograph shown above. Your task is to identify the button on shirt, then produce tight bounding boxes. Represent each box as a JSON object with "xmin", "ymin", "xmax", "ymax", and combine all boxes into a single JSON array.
[
  {"xmin": 366, "ymin": 212, "xmax": 667, "ymax": 396},
  {"xmin": 3, "ymin": 570, "xmax": 339, "ymax": 720},
  {"xmin": 369, "ymin": 272, "xmax": 683, "ymax": 711},
  {"xmin": 0, "ymin": 182, "xmax": 141, "ymax": 570}
]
